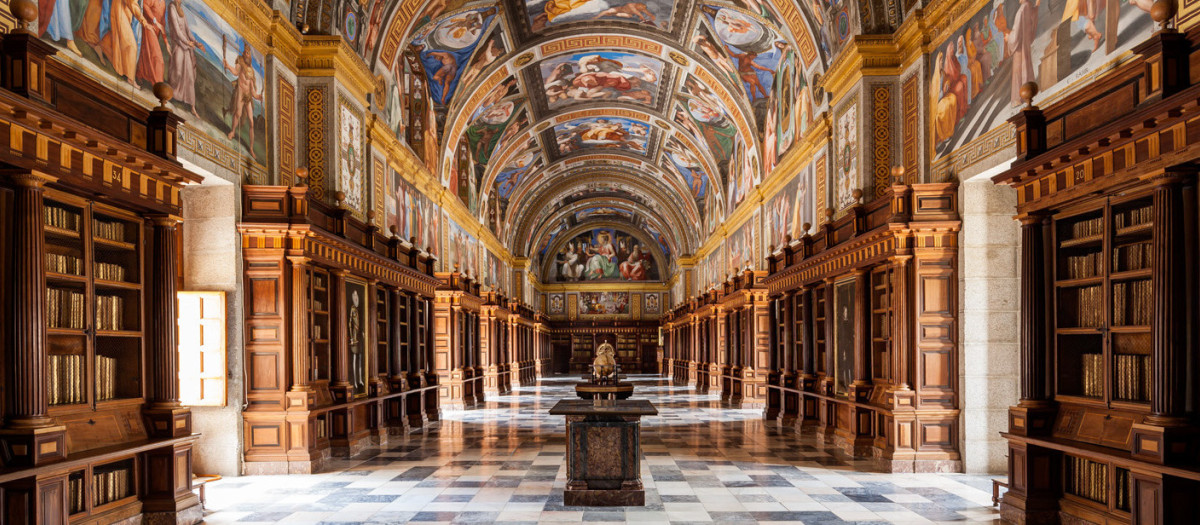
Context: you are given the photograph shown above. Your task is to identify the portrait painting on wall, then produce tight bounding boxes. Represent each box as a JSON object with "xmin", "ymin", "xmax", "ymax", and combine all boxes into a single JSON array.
[
  {"xmin": 579, "ymin": 291, "xmax": 630, "ymax": 315},
  {"xmin": 444, "ymin": 216, "xmax": 479, "ymax": 277},
  {"xmin": 36, "ymin": 0, "xmax": 268, "ymax": 161},
  {"xmin": 552, "ymin": 116, "xmax": 650, "ymax": 156},
  {"xmin": 645, "ymin": 292, "xmax": 660, "ymax": 313},
  {"xmin": 537, "ymin": 51, "xmax": 664, "ymax": 112},
  {"xmin": 339, "ymin": 102, "xmax": 365, "ymax": 213},
  {"xmin": 549, "ymin": 293, "xmax": 565, "ymax": 314},
  {"xmin": 833, "ymin": 276, "xmax": 856, "ymax": 397},
  {"xmin": 345, "ymin": 278, "xmax": 370, "ymax": 397},
  {"xmin": 389, "ymin": 169, "xmax": 440, "ymax": 253},
  {"xmin": 726, "ymin": 216, "xmax": 756, "ymax": 274},
  {"xmin": 525, "ymin": 0, "xmax": 676, "ymax": 31},
  {"xmin": 930, "ymin": 0, "xmax": 1153, "ymax": 159},
  {"xmin": 834, "ymin": 100, "xmax": 858, "ymax": 210},
  {"xmin": 550, "ymin": 228, "xmax": 662, "ymax": 282},
  {"xmin": 765, "ymin": 175, "xmax": 796, "ymax": 251}
]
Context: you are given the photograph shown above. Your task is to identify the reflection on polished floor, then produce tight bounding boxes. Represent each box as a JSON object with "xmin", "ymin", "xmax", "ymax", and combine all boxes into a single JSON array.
[{"xmin": 203, "ymin": 377, "xmax": 1001, "ymax": 524}]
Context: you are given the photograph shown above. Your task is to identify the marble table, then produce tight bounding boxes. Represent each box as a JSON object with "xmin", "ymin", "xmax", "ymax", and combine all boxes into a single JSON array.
[{"xmin": 549, "ymin": 399, "xmax": 657, "ymax": 506}]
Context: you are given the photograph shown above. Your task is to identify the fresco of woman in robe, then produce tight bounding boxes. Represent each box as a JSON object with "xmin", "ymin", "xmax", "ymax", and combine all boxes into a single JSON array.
[
  {"xmin": 585, "ymin": 231, "xmax": 619, "ymax": 279},
  {"xmin": 101, "ymin": 0, "xmax": 147, "ymax": 87}
]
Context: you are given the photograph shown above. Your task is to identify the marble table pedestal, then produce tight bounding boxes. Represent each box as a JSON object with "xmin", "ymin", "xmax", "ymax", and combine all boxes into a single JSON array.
[{"xmin": 549, "ymin": 399, "xmax": 658, "ymax": 506}]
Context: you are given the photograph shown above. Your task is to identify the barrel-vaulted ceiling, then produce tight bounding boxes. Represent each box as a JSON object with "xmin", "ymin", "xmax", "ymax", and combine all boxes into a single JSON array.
[{"xmin": 296, "ymin": 0, "xmax": 859, "ymax": 276}]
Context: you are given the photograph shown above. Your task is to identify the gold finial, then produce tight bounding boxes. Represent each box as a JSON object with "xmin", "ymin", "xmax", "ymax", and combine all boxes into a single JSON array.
[
  {"xmin": 9, "ymin": 0, "xmax": 36, "ymax": 34},
  {"xmin": 298, "ymin": 22, "xmax": 310, "ymax": 34},
  {"xmin": 294, "ymin": 166, "xmax": 308, "ymax": 187},
  {"xmin": 1020, "ymin": 82, "xmax": 1038, "ymax": 108},
  {"xmin": 891, "ymin": 165, "xmax": 905, "ymax": 184},
  {"xmin": 152, "ymin": 82, "xmax": 174, "ymax": 110}
]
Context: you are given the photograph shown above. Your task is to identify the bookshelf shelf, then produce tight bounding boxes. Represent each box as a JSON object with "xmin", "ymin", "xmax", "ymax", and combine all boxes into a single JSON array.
[
  {"xmin": 94, "ymin": 279, "xmax": 141, "ymax": 290},
  {"xmin": 44, "ymin": 224, "xmax": 81, "ymax": 239},
  {"xmin": 1059, "ymin": 234, "xmax": 1104, "ymax": 249},
  {"xmin": 92, "ymin": 237, "xmax": 137, "ymax": 251},
  {"xmin": 1055, "ymin": 276, "xmax": 1103, "ymax": 288}
]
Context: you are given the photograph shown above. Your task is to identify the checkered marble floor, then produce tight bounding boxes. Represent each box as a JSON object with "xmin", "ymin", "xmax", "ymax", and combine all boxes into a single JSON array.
[{"xmin": 202, "ymin": 376, "xmax": 1003, "ymax": 524}]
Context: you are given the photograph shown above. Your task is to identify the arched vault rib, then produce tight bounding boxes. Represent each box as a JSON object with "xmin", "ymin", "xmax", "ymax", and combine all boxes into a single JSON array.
[
  {"xmin": 500, "ymin": 152, "xmax": 708, "ymax": 235},
  {"xmin": 528, "ymin": 197, "xmax": 680, "ymax": 260},
  {"xmin": 507, "ymin": 166, "xmax": 699, "ymax": 256}
]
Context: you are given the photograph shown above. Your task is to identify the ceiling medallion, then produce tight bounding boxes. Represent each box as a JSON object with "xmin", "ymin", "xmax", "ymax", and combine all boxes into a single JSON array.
[
  {"xmin": 668, "ymin": 51, "xmax": 688, "ymax": 66},
  {"xmin": 515, "ymin": 53, "xmax": 535, "ymax": 67}
]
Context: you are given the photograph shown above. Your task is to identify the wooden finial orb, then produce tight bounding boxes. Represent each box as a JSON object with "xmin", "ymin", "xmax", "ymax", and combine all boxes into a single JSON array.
[
  {"xmin": 388, "ymin": 225, "xmax": 398, "ymax": 236},
  {"xmin": 1020, "ymin": 82, "xmax": 1038, "ymax": 107},
  {"xmin": 9, "ymin": 0, "xmax": 36, "ymax": 33},
  {"xmin": 152, "ymin": 82, "xmax": 174, "ymax": 110},
  {"xmin": 891, "ymin": 165, "xmax": 905, "ymax": 183},
  {"xmin": 367, "ymin": 210, "xmax": 376, "ymax": 222},
  {"xmin": 335, "ymin": 191, "xmax": 346, "ymax": 207},
  {"xmin": 802, "ymin": 222, "xmax": 812, "ymax": 231},
  {"xmin": 1151, "ymin": 0, "xmax": 1176, "ymax": 25},
  {"xmin": 294, "ymin": 167, "xmax": 308, "ymax": 187},
  {"xmin": 824, "ymin": 208, "xmax": 834, "ymax": 218},
  {"xmin": 852, "ymin": 188, "xmax": 863, "ymax": 201},
  {"xmin": 410, "ymin": 236, "xmax": 418, "ymax": 244}
]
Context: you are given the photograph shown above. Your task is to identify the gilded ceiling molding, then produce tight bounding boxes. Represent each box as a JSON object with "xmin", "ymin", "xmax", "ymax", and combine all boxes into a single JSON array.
[{"xmin": 298, "ymin": 35, "xmax": 381, "ymax": 107}]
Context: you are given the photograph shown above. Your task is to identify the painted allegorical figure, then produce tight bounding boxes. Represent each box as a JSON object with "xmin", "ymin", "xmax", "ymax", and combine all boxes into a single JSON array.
[
  {"xmin": 135, "ymin": 0, "xmax": 168, "ymax": 85},
  {"xmin": 100, "ymin": 0, "xmax": 147, "ymax": 87},
  {"xmin": 224, "ymin": 46, "xmax": 262, "ymax": 159},
  {"xmin": 167, "ymin": 0, "xmax": 203, "ymax": 118}
]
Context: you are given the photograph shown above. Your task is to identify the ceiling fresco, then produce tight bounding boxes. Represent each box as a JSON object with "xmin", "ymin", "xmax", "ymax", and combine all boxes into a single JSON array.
[{"xmin": 296, "ymin": 0, "xmax": 848, "ymax": 274}]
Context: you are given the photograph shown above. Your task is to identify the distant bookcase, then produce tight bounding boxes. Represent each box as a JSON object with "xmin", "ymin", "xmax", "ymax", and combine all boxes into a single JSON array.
[
  {"xmin": 44, "ymin": 191, "xmax": 144, "ymax": 409},
  {"xmin": 1053, "ymin": 196, "xmax": 1152, "ymax": 405}
]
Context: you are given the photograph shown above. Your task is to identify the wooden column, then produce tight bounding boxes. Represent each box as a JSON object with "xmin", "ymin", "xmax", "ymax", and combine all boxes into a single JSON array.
[
  {"xmin": 1010, "ymin": 215, "xmax": 1055, "ymax": 434},
  {"xmin": 144, "ymin": 215, "xmax": 191, "ymax": 438},
  {"xmin": 330, "ymin": 270, "xmax": 352, "ymax": 402},
  {"xmin": 890, "ymin": 255, "xmax": 914, "ymax": 392},
  {"xmin": 0, "ymin": 171, "xmax": 66, "ymax": 466},
  {"xmin": 288, "ymin": 257, "xmax": 312, "ymax": 392},
  {"xmin": 389, "ymin": 290, "xmax": 406, "ymax": 387},
  {"xmin": 1001, "ymin": 214, "xmax": 1059, "ymax": 525},
  {"xmin": 1133, "ymin": 170, "xmax": 1194, "ymax": 464}
]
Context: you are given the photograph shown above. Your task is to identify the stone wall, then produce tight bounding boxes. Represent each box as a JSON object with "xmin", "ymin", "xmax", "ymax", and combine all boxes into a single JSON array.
[{"xmin": 957, "ymin": 174, "xmax": 1020, "ymax": 474}]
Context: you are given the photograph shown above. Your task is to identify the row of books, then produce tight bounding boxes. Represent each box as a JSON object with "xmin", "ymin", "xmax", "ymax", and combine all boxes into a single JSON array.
[
  {"xmin": 93, "ymin": 219, "xmax": 127, "ymax": 243},
  {"xmin": 46, "ymin": 253, "xmax": 83, "ymax": 275},
  {"xmin": 93, "ymin": 467, "xmax": 133, "ymax": 506},
  {"xmin": 1063, "ymin": 252, "xmax": 1103, "ymax": 279},
  {"xmin": 1067, "ymin": 286, "xmax": 1105, "ymax": 327},
  {"xmin": 96, "ymin": 295, "xmax": 126, "ymax": 331},
  {"xmin": 1113, "ymin": 280, "xmax": 1152, "ymax": 326},
  {"xmin": 1112, "ymin": 241, "xmax": 1152, "ymax": 272},
  {"xmin": 48, "ymin": 288, "xmax": 86, "ymax": 329},
  {"xmin": 1068, "ymin": 216, "xmax": 1104, "ymax": 239},
  {"xmin": 68, "ymin": 475, "xmax": 86, "ymax": 513},
  {"xmin": 1066, "ymin": 455, "xmax": 1108, "ymax": 504},
  {"xmin": 48, "ymin": 355, "xmax": 120, "ymax": 404},
  {"xmin": 45, "ymin": 206, "xmax": 81, "ymax": 231},
  {"xmin": 95, "ymin": 262, "xmax": 127, "ymax": 282},
  {"xmin": 1080, "ymin": 354, "xmax": 1105, "ymax": 398},
  {"xmin": 49, "ymin": 354, "xmax": 86, "ymax": 404},
  {"xmin": 1114, "ymin": 354, "xmax": 1151, "ymax": 402},
  {"xmin": 1115, "ymin": 206, "xmax": 1152, "ymax": 230}
]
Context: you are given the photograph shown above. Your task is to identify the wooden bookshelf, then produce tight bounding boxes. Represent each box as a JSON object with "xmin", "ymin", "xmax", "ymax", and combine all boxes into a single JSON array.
[
  {"xmin": 240, "ymin": 186, "xmax": 441, "ymax": 474},
  {"xmin": 0, "ymin": 29, "xmax": 203, "ymax": 523},
  {"xmin": 996, "ymin": 33, "xmax": 1200, "ymax": 524}
]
